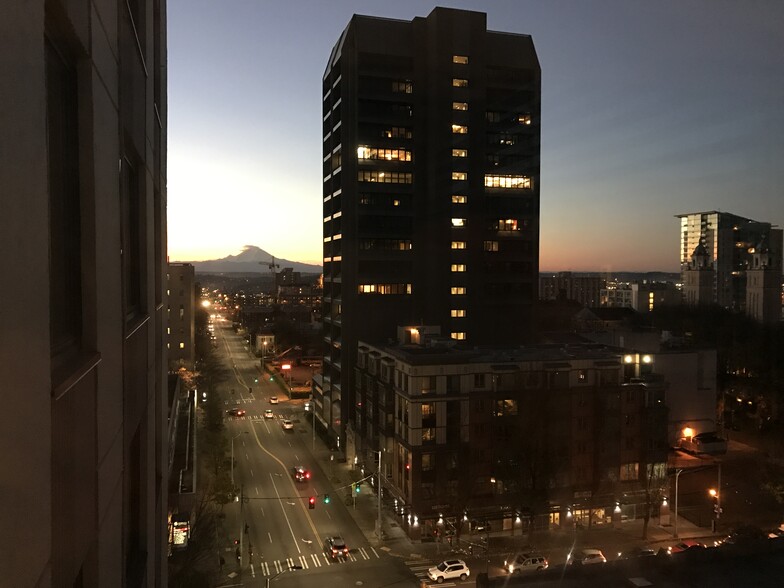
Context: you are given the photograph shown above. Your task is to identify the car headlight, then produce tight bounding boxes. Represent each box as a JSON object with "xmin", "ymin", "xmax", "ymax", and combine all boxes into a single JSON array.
[{"xmin": 507, "ymin": 565, "xmax": 514, "ymax": 573}]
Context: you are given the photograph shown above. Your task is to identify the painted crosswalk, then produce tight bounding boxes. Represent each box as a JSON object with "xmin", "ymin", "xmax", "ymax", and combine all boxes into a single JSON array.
[{"xmin": 257, "ymin": 547, "xmax": 381, "ymax": 576}]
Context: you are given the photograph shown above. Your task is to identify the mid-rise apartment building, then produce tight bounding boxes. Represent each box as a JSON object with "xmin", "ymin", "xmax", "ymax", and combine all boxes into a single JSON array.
[
  {"xmin": 168, "ymin": 263, "xmax": 195, "ymax": 369},
  {"xmin": 1, "ymin": 2, "xmax": 168, "ymax": 585},
  {"xmin": 318, "ymin": 7, "xmax": 541, "ymax": 449},
  {"xmin": 539, "ymin": 272, "xmax": 604, "ymax": 307},
  {"xmin": 354, "ymin": 329, "xmax": 668, "ymax": 537}
]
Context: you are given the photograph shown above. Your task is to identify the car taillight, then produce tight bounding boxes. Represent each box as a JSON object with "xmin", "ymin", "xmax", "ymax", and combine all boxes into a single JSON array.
[{"xmin": 306, "ymin": 472, "xmax": 310, "ymax": 479}]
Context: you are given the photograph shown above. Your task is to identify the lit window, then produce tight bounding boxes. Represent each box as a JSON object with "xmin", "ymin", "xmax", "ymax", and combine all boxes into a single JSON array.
[
  {"xmin": 179, "ymin": 342, "xmax": 185, "ymax": 349},
  {"xmin": 451, "ymin": 218, "xmax": 466, "ymax": 227},
  {"xmin": 452, "ymin": 55, "xmax": 469, "ymax": 64},
  {"xmin": 517, "ymin": 114, "xmax": 532, "ymax": 125},
  {"xmin": 452, "ymin": 78, "xmax": 468, "ymax": 88},
  {"xmin": 358, "ymin": 171, "xmax": 413, "ymax": 184},
  {"xmin": 393, "ymin": 199, "xmax": 400, "ymax": 206},
  {"xmin": 358, "ymin": 284, "xmax": 413, "ymax": 294},
  {"xmin": 452, "ymin": 195, "xmax": 467, "ymax": 204},
  {"xmin": 451, "ymin": 287, "xmax": 466, "ymax": 295},
  {"xmin": 357, "ymin": 146, "xmax": 412, "ymax": 161},
  {"xmin": 452, "ymin": 101, "xmax": 468, "ymax": 111},
  {"xmin": 496, "ymin": 219, "xmax": 519, "ymax": 231},
  {"xmin": 451, "ymin": 332, "xmax": 466, "ymax": 340},
  {"xmin": 451, "ymin": 124, "xmax": 468, "ymax": 134},
  {"xmin": 452, "ymin": 149, "xmax": 467, "ymax": 158},
  {"xmin": 450, "ymin": 309, "xmax": 466, "ymax": 317},
  {"xmin": 451, "ymin": 264, "xmax": 466, "ymax": 272},
  {"xmin": 484, "ymin": 240, "xmax": 499, "ymax": 252},
  {"xmin": 484, "ymin": 174, "xmax": 531, "ymax": 189},
  {"xmin": 451, "ymin": 171, "xmax": 467, "ymax": 181},
  {"xmin": 392, "ymin": 80, "xmax": 413, "ymax": 93},
  {"xmin": 451, "ymin": 241, "xmax": 466, "ymax": 249}
]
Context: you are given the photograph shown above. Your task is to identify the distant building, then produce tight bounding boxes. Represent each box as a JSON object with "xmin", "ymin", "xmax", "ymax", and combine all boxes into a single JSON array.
[
  {"xmin": 745, "ymin": 234, "xmax": 783, "ymax": 323},
  {"xmin": 539, "ymin": 272, "xmax": 604, "ymax": 307},
  {"xmin": 630, "ymin": 281, "xmax": 680, "ymax": 313},
  {"xmin": 683, "ymin": 242, "xmax": 715, "ymax": 307},
  {"xmin": 168, "ymin": 263, "xmax": 196, "ymax": 369},
  {"xmin": 354, "ymin": 329, "xmax": 668, "ymax": 536},
  {"xmin": 319, "ymin": 7, "xmax": 541, "ymax": 450},
  {"xmin": 676, "ymin": 211, "xmax": 782, "ymax": 317},
  {"xmin": 1, "ymin": 2, "xmax": 168, "ymax": 585},
  {"xmin": 601, "ymin": 282, "xmax": 633, "ymax": 308}
]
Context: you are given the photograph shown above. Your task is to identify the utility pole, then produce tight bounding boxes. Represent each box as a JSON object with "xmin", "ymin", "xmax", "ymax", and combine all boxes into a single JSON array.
[
  {"xmin": 376, "ymin": 450, "xmax": 383, "ymax": 539},
  {"xmin": 239, "ymin": 485, "xmax": 244, "ymax": 569}
]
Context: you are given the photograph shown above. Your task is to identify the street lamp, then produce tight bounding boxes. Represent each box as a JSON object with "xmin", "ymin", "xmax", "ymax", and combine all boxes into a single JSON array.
[
  {"xmin": 674, "ymin": 468, "xmax": 684, "ymax": 538},
  {"xmin": 266, "ymin": 565, "xmax": 302, "ymax": 588}
]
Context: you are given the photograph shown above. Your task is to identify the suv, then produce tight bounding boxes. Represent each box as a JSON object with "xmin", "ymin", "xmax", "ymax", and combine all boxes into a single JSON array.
[
  {"xmin": 324, "ymin": 536, "xmax": 348, "ymax": 560},
  {"xmin": 568, "ymin": 548, "xmax": 606, "ymax": 565},
  {"xmin": 505, "ymin": 553, "xmax": 548, "ymax": 574},
  {"xmin": 427, "ymin": 559, "xmax": 470, "ymax": 583},
  {"xmin": 291, "ymin": 466, "xmax": 310, "ymax": 482}
]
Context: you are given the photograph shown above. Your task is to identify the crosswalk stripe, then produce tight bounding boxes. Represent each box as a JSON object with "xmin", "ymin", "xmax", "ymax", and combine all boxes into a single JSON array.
[
  {"xmin": 322, "ymin": 554, "xmax": 331, "ymax": 565},
  {"xmin": 273, "ymin": 560, "xmax": 282, "ymax": 573},
  {"xmin": 310, "ymin": 553, "xmax": 321, "ymax": 567},
  {"xmin": 371, "ymin": 547, "xmax": 380, "ymax": 558},
  {"xmin": 299, "ymin": 555, "xmax": 308, "ymax": 569},
  {"xmin": 260, "ymin": 562, "xmax": 269, "ymax": 576},
  {"xmin": 347, "ymin": 552, "xmax": 357, "ymax": 562},
  {"xmin": 358, "ymin": 547, "xmax": 369, "ymax": 560},
  {"xmin": 287, "ymin": 557, "xmax": 295, "ymax": 569}
]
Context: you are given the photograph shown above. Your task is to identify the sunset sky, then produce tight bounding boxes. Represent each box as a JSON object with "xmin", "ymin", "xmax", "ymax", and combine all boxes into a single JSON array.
[{"xmin": 167, "ymin": 0, "xmax": 784, "ymax": 272}]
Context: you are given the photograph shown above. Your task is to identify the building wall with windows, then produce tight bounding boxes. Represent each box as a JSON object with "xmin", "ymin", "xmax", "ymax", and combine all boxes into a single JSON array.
[
  {"xmin": 354, "ymin": 333, "xmax": 668, "ymax": 537},
  {"xmin": 539, "ymin": 272, "xmax": 604, "ymax": 307},
  {"xmin": 0, "ymin": 1, "xmax": 168, "ymax": 585},
  {"xmin": 630, "ymin": 281, "xmax": 680, "ymax": 313},
  {"xmin": 319, "ymin": 6, "xmax": 541, "ymax": 452},
  {"xmin": 168, "ymin": 263, "xmax": 195, "ymax": 369}
]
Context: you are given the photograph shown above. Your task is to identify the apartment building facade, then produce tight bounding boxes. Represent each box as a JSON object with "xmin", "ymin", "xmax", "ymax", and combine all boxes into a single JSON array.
[
  {"xmin": 318, "ymin": 7, "xmax": 541, "ymax": 449},
  {"xmin": 539, "ymin": 272, "xmax": 604, "ymax": 307},
  {"xmin": 1, "ymin": 1, "xmax": 168, "ymax": 585},
  {"xmin": 168, "ymin": 263, "xmax": 195, "ymax": 370}
]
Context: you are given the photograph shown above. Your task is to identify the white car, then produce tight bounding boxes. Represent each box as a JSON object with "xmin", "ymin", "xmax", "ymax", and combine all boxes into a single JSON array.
[
  {"xmin": 568, "ymin": 548, "xmax": 606, "ymax": 565},
  {"xmin": 264, "ymin": 409, "xmax": 274, "ymax": 419},
  {"xmin": 505, "ymin": 553, "xmax": 548, "ymax": 574},
  {"xmin": 281, "ymin": 419, "xmax": 294, "ymax": 430},
  {"xmin": 269, "ymin": 396, "xmax": 279, "ymax": 404},
  {"xmin": 427, "ymin": 559, "xmax": 469, "ymax": 583}
]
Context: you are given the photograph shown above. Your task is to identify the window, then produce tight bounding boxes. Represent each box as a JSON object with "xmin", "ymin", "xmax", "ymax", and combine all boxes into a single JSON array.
[
  {"xmin": 486, "ymin": 111, "xmax": 502, "ymax": 123},
  {"xmin": 495, "ymin": 399, "xmax": 518, "ymax": 416},
  {"xmin": 451, "ymin": 218, "xmax": 466, "ymax": 227},
  {"xmin": 422, "ymin": 453, "xmax": 434, "ymax": 471},
  {"xmin": 451, "ymin": 171, "xmax": 467, "ymax": 181},
  {"xmin": 451, "ymin": 287, "xmax": 466, "ymax": 295},
  {"xmin": 179, "ymin": 342, "xmax": 185, "ymax": 349},
  {"xmin": 451, "ymin": 241, "xmax": 466, "ymax": 249},
  {"xmin": 620, "ymin": 462, "xmax": 639, "ymax": 481},
  {"xmin": 483, "ymin": 241, "xmax": 499, "ymax": 252},
  {"xmin": 391, "ymin": 80, "xmax": 413, "ymax": 93},
  {"xmin": 578, "ymin": 369, "xmax": 587, "ymax": 381},
  {"xmin": 357, "ymin": 146, "xmax": 412, "ymax": 161},
  {"xmin": 357, "ymin": 171, "xmax": 413, "ymax": 184},
  {"xmin": 451, "ymin": 195, "xmax": 467, "ymax": 204},
  {"xmin": 450, "ymin": 309, "xmax": 466, "ymax": 317},
  {"xmin": 421, "ymin": 402, "xmax": 436, "ymax": 417},
  {"xmin": 451, "ymin": 124, "xmax": 468, "ymax": 134},
  {"xmin": 358, "ymin": 283, "xmax": 412, "ymax": 294},
  {"xmin": 451, "ymin": 264, "xmax": 466, "ymax": 272},
  {"xmin": 489, "ymin": 133, "xmax": 516, "ymax": 146},
  {"xmin": 494, "ymin": 219, "xmax": 522, "ymax": 231},
  {"xmin": 451, "ymin": 332, "xmax": 466, "ymax": 340},
  {"xmin": 46, "ymin": 37, "xmax": 83, "ymax": 358},
  {"xmin": 474, "ymin": 373, "xmax": 485, "ymax": 387},
  {"xmin": 422, "ymin": 428, "xmax": 436, "ymax": 443},
  {"xmin": 452, "ymin": 78, "xmax": 468, "ymax": 87},
  {"xmin": 452, "ymin": 101, "xmax": 468, "ymax": 111},
  {"xmin": 452, "ymin": 55, "xmax": 468, "ymax": 64},
  {"xmin": 383, "ymin": 126, "xmax": 412, "ymax": 139},
  {"xmin": 517, "ymin": 114, "xmax": 532, "ymax": 125},
  {"xmin": 121, "ymin": 154, "xmax": 145, "ymax": 320},
  {"xmin": 484, "ymin": 175, "xmax": 531, "ymax": 189},
  {"xmin": 452, "ymin": 148, "xmax": 467, "ymax": 158}
]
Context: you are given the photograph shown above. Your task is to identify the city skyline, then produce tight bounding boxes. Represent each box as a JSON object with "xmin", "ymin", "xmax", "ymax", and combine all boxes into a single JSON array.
[{"xmin": 167, "ymin": 0, "xmax": 784, "ymax": 271}]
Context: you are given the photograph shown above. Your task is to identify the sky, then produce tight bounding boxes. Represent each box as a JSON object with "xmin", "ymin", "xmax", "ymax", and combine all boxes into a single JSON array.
[{"xmin": 167, "ymin": 0, "xmax": 784, "ymax": 272}]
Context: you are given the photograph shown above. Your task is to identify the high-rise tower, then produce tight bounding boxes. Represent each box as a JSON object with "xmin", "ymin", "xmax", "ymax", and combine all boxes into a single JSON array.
[{"xmin": 317, "ymin": 7, "xmax": 540, "ymax": 447}]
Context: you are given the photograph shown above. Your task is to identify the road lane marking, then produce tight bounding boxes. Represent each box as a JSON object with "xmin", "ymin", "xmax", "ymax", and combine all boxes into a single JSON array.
[
  {"xmin": 250, "ymin": 564, "xmax": 255, "ymax": 578},
  {"xmin": 371, "ymin": 547, "xmax": 379, "ymax": 558},
  {"xmin": 269, "ymin": 473, "xmax": 302, "ymax": 554},
  {"xmin": 268, "ymin": 532, "xmax": 272, "ymax": 543},
  {"xmin": 255, "ymin": 487, "xmax": 259, "ymax": 495},
  {"xmin": 250, "ymin": 468, "xmax": 254, "ymax": 478}
]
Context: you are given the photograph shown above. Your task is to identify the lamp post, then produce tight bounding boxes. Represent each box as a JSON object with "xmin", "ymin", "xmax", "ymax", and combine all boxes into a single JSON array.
[
  {"xmin": 261, "ymin": 340, "xmax": 267, "ymax": 373},
  {"xmin": 376, "ymin": 450, "xmax": 383, "ymax": 540},
  {"xmin": 266, "ymin": 565, "xmax": 302, "ymax": 588},
  {"xmin": 674, "ymin": 468, "xmax": 683, "ymax": 538}
]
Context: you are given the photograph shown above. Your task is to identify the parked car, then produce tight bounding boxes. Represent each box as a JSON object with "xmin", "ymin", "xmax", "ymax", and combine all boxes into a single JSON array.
[
  {"xmin": 715, "ymin": 525, "xmax": 767, "ymax": 547},
  {"xmin": 291, "ymin": 466, "xmax": 310, "ymax": 482},
  {"xmin": 269, "ymin": 396, "xmax": 279, "ymax": 404},
  {"xmin": 264, "ymin": 409, "xmax": 274, "ymax": 419},
  {"xmin": 617, "ymin": 547, "xmax": 656, "ymax": 560},
  {"xmin": 226, "ymin": 408, "xmax": 246, "ymax": 417},
  {"xmin": 505, "ymin": 553, "xmax": 548, "ymax": 574},
  {"xmin": 471, "ymin": 520, "xmax": 491, "ymax": 533},
  {"xmin": 667, "ymin": 540, "xmax": 705, "ymax": 554},
  {"xmin": 679, "ymin": 432, "xmax": 727, "ymax": 455},
  {"xmin": 427, "ymin": 559, "xmax": 470, "ymax": 583},
  {"xmin": 281, "ymin": 419, "xmax": 294, "ymax": 430},
  {"xmin": 568, "ymin": 548, "xmax": 606, "ymax": 565},
  {"xmin": 323, "ymin": 536, "xmax": 348, "ymax": 560}
]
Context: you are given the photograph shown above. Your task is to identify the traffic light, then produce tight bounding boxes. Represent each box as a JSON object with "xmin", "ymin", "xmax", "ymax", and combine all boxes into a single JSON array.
[
  {"xmin": 355, "ymin": 482, "xmax": 361, "ymax": 494},
  {"xmin": 309, "ymin": 496, "xmax": 316, "ymax": 509},
  {"xmin": 323, "ymin": 494, "xmax": 331, "ymax": 504}
]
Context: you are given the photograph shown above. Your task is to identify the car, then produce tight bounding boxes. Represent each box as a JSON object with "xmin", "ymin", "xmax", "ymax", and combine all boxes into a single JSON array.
[
  {"xmin": 304, "ymin": 402, "xmax": 311, "ymax": 412},
  {"xmin": 667, "ymin": 540, "xmax": 705, "ymax": 554},
  {"xmin": 269, "ymin": 396, "xmax": 279, "ymax": 404},
  {"xmin": 617, "ymin": 547, "xmax": 656, "ymax": 560},
  {"xmin": 715, "ymin": 525, "xmax": 767, "ymax": 547},
  {"xmin": 226, "ymin": 408, "xmax": 246, "ymax": 417},
  {"xmin": 504, "ymin": 553, "xmax": 548, "ymax": 574},
  {"xmin": 323, "ymin": 536, "xmax": 348, "ymax": 560},
  {"xmin": 471, "ymin": 520, "xmax": 491, "ymax": 533},
  {"xmin": 281, "ymin": 419, "xmax": 294, "ymax": 430},
  {"xmin": 568, "ymin": 548, "xmax": 606, "ymax": 565},
  {"xmin": 427, "ymin": 559, "xmax": 470, "ymax": 583},
  {"xmin": 291, "ymin": 466, "xmax": 310, "ymax": 482},
  {"xmin": 264, "ymin": 409, "xmax": 274, "ymax": 419}
]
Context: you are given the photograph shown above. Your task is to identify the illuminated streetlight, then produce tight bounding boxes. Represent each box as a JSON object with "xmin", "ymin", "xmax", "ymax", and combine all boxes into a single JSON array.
[{"xmin": 201, "ymin": 299, "xmax": 211, "ymax": 308}]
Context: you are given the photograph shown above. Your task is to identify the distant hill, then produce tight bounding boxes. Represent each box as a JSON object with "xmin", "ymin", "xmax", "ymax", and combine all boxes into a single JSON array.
[{"xmin": 179, "ymin": 245, "xmax": 322, "ymax": 275}]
